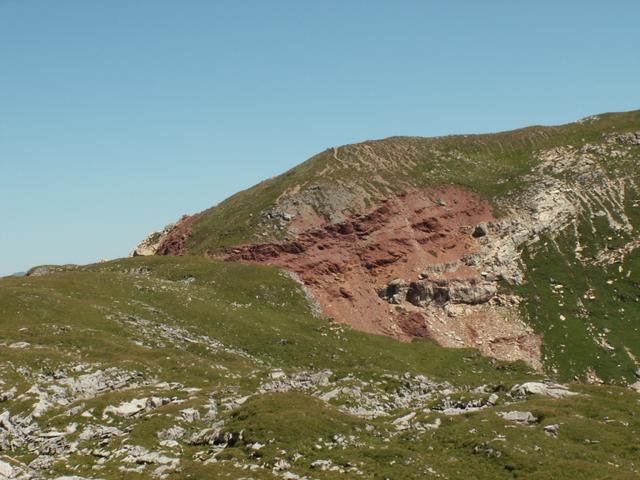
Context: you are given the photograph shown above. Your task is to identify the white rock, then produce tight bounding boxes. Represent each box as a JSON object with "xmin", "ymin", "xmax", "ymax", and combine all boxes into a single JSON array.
[
  {"xmin": 544, "ymin": 424, "xmax": 560, "ymax": 436},
  {"xmin": 424, "ymin": 417, "xmax": 441, "ymax": 430},
  {"xmin": 272, "ymin": 459, "xmax": 291, "ymax": 471},
  {"xmin": 270, "ymin": 370, "xmax": 287, "ymax": 380},
  {"xmin": 311, "ymin": 459, "xmax": 333, "ymax": 470},
  {"xmin": 281, "ymin": 473, "xmax": 303, "ymax": 480},
  {"xmin": 159, "ymin": 440, "xmax": 179, "ymax": 448},
  {"xmin": 393, "ymin": 412, "xmax": 416, "ymax": 425},
  {"xmin": 54, "ymin": 477, "xmax": 104, "ymax": 480},
  {"xmin": 0, "ymin": 460, "xmax": 14, "ymax": 478},
  {"xmin": 0, "ymin": 387, "xmax": 17, "ymax": 402},
  {"xmin": 157, "ymin": 426, "xmax": 186, "ymax": 441},
  {"xmin": 104, "ymin": 398, "xmax": 148, "ymax": 417},
  {"xmin": 511, "ymin": 382, "xmax": 577, "ymax": 399},
  {"xmin": 179, "ymin": 408, "xmax": 200, "ymax": 423},
  {"xmin": 137, "ymin": 452, "xmax": 176, "ymax": 465},
  {"xmin": 498, "ymin": 411, "xmax": 538, "ymax": 424}
]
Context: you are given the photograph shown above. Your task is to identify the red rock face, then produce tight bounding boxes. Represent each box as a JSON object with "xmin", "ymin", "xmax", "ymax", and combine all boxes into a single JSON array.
[
  {"xmin": 154, "ymin": 216, "xmax": 194, "ymax": 256},
  {"xmin": 227, "ymin": 187, "xmax": 495, "ymax": 339}
]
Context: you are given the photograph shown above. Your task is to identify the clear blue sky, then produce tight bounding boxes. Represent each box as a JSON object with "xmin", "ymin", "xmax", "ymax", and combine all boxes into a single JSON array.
[{"xmin": 1, "ymin": 1, "xmax": 639, "ymax": 275}]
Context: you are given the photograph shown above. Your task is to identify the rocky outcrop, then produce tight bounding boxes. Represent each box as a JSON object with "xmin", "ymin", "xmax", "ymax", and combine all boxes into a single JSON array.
[
  {"xmin": 132, "ymin": 215, "xmax": 193, "ymax": 257},
  {"xmin": 228, "ymin": 188, "xmax": 498, "ymax": 328},
  {"xmin": 227, "ymin": 186, "xmax": 546, "ymax": 368},
  {"xmin": 498, "ymin": 410, "xmax": 538, "ymax": 424},
  {"xmin": 467, "ymin": 138, "xmax": 638, "ymax": 285},
  {"xmin": 402, "ymin": 277, "xmax": 497, "ymax": 307},
  {"xmin": 511, "ymin": 381, "xmax": 578, "ymax": 399}
]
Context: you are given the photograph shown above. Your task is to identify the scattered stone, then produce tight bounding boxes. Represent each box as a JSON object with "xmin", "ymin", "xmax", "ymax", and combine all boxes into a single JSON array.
[
  {"xmin": 311, "ymin": 459, "xmax": 333, "ymax": 471},
  {"xmin": 472, "ymin": 223, "xmax": 488, "ymax": 238},
  {"xmin": 544, "ymin": 424, "xmax": 560, "ymax": 437},
  {"xmin": 270, "ymin": 370, "xmax": 287, "ymax": 380},
  {"xmin": 511, "ymin": 382, "xmax": 577, "ymax": 399},
  {"xmin": 0, "ymin": 460, "xmax": 13, "ymax": 478},
  {"xmin": 179, "ymin": 408, "xmax": 200, "ymax": 423},
  {"xmin": 157, "ymin": 426, "xmax": 186, "ymax": 442},
  {"xmin": 103, "ymin": 398, "xmax": 148, "ymax": 418},
  {"xmin": 393, "ymin": 412, "xmax": 416, "ymax": 429},
  {"xmin": 0, "ymin": 388, "xmax": 16, "ymax": 403},
  {"xmin": 79, "ymin": 424, "xmax": 124, "ymax": 441},
  {"xmin": 498, "ymin": 411, "xmax": 538, "ymax": 424}
]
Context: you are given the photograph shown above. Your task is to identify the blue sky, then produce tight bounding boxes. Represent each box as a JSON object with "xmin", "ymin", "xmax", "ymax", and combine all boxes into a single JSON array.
[{"xmin": 1, "ymin": 1, "xmax": 639, "ymax": 275}]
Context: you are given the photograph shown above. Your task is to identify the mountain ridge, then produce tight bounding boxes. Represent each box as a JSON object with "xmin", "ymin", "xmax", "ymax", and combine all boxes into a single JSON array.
[{"xmin": 134, "ymin": 109, "xmax": 640, "ymax": 254}]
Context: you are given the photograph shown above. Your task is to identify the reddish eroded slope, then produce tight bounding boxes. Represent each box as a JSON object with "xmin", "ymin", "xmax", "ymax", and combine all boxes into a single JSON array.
[
  {"xmin": 227, "ymin": 186, "xmax": 542, "ymax": 368},
  {"xmin": 154, "ymin": 215, "xmax": 195, "ymax": 256},
  {"xmin": 226, "ymin": 188, "xmax": 483, "ymax": 337}
]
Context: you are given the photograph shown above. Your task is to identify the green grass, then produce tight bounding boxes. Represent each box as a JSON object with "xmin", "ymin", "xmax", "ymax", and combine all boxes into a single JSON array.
[
  {"xmin": 514, "ymin": 211, "xmax": 640, "ymax": 383},
  {"xmin": 200, "ymin": 386, "xmax": 640, "ymax": 479},
  {"xmin": 0, "ymin": 256, "xmax": 530, "ymax": 387},
  {"xmin": 2, "ymin": 256, "xmax": 640, "ymax": 478}
]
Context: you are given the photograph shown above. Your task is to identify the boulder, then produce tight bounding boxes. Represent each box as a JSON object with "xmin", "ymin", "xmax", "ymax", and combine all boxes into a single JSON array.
[
  {"xmin": 449, "ymin": 282, "xmax": 496, "ymax": 304},
  {"xmin": 544, "ymin": 424, "xmax": 560, "ymax": 437},
  {"xmin": 103, "ymin": 398, "xmax": 148, "ymax": 417},
  {"xmin": 179, "ymin": 408, "xmax": 200, "ymax": 423},
  {"xmin": 472, "ymin": 223, "xmax": 489, "ymax": 238},
  {"xmin": 511, "ymin": 382, "xmax": 577, "ymax": 399},
  {"xmin": 498, "ymin": 411, "xmax": 538, "ymax": 424},
  {"xmin": 405, "ymin": 279, "xmax": 496, "ymax": 307},
  {"xmin": 0, "ymin": 460, "xmax": 13, "ymax": 479},
  {"xmin": 311, "ymin": 459, "xmax": 333, "ymax": 471},
  {"xmin": 54, "ymin": 477, "xmax": 103, "ymax": 480},
  {"xmin": 379, "ymin": 279, "xmax": 409, "ymax": 304}
]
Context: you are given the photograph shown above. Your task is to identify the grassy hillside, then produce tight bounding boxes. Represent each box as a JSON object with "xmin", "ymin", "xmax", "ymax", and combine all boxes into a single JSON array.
[
  {"xmin": 2, "ymin": 256, "xmax": 527, "ymax": 392},
  {"xmin": 1, "ymin": 257, "xmax": 639, "ymax": 478},
  {"xmin": 516, "ymin": 221, "xmax": 640, "ymax": 383}
]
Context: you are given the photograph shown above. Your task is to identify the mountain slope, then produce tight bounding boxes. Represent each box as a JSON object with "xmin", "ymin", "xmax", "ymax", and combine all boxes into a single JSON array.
[
  {"xmin": 2, "ymin": 110, "xmax": 640, "ymax": 479},
  {"xmin": 136, "ymin": 110, "xmax": 640, "ymax": 383}
]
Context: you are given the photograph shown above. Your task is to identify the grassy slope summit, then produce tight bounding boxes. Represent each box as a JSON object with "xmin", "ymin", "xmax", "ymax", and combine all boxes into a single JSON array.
[
  {"xmin": 186, "ymin": 110, "xmax": 640, "ymax": 254},
  {"xmin": 2, "ymin": 257, "xmax": 640, "ymax": 479}
]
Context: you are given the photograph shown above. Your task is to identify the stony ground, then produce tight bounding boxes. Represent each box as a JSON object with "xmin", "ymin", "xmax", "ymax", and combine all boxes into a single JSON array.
[{"xmin": 1, "ymin": 257, "xmax": 640, "ymax": 479}]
